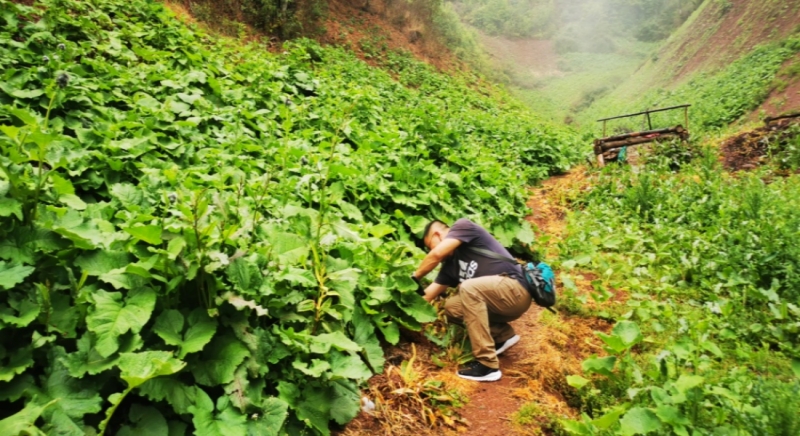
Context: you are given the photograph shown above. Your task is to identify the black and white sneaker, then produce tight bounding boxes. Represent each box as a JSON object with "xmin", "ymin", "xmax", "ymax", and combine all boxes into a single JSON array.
[
  {"xmin": 495, "ymin": 334, "xmax": 520, "ymax": 356},
  {"xmin": 457, "ymin": 361, "xmax": 502, "ymax": 382}
]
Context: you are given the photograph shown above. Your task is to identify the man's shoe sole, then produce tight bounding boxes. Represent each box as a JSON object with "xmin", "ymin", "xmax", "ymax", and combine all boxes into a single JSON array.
[
  {"xmin": 496, "ymin": 335, "xmax": 520, "ymax": 356},
  {"xmin": 456, "ymin": 370, "xmax": 502, "ymax": 382}
]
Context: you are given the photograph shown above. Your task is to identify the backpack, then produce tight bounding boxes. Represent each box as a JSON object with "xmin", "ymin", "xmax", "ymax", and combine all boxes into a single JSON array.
[{"xmin": 464, "ymin": 246, "xmax": 557, "ymax": 313}]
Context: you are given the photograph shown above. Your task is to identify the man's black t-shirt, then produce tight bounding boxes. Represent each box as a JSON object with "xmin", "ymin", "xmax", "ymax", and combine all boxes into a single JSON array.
[{"xmin": 434, "ymin": 219, "xmax": 527, "ymax": 289}]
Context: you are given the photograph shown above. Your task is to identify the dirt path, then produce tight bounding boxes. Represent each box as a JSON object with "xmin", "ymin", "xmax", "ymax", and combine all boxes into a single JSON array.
[
  {"xmin": 432, "ymin": 170, "xmax": 606, "ymax": 436},
  {"xmin": 452, "ymin": 308, "xmax": 543, "ymax": 436}
]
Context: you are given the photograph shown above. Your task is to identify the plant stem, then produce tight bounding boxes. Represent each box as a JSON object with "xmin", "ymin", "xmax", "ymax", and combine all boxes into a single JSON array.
[
  {"xmin": 29, "ymin": 90, "xmax": 59, "ymax": 223},
  {"xmin": 310, "ymin": 118, "xmax": 349, "ymax": 333},
  {"xmin": 97, "ymin": 387, "xmax": 133, "ymax": 436}
]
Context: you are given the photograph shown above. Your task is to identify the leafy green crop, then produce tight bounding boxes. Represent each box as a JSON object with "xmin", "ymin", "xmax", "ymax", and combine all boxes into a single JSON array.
[
  {"xmin": 557, "ymin": 151, "xmax": 800, "ymax": 434},
  {"xmin": 0, "ymin": 0, "xmax": 578, "ymax": 434}
]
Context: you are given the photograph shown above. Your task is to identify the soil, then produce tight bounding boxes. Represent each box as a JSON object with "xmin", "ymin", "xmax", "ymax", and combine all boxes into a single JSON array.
[
  {"xmin": 320, "ymin": 0, "xmax": 458, "ymax": 72},
  {"xmin": 720, "ymin": 116, "xmax": 800, "ymax": 171},
  {"xmin": 671, "ymin": 0, "xmax": 800, "ymax": 82},
  {"xmin": 751, "ymin": 53, "xmax": 800, "ymax": 120}
]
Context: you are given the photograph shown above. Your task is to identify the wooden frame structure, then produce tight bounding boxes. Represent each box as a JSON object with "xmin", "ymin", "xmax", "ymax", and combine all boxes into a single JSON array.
[{"xmin": 594, "ymin": 104, "xmax": 691, "ymax": 167}]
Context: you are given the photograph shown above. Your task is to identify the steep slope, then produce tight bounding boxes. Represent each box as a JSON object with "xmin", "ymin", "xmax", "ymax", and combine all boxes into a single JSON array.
[
  {"xmin": 0, "ymin": 0, "xmax": 582, "ymax": 435},
  {"xmin": 580, "ymin": 0, "xmax": 800, "ymax": 129}
]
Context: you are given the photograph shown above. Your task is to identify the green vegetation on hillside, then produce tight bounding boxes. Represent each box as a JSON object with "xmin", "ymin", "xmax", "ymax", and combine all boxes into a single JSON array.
[
  {"xmin": 579, "ymin": 33, "xmax": 800, "ymax": 134},
  {"xmin": 0, "ymin": 0, "xmax": 580, "ymax": 434},
  {"xmin": 553, "ymin": 149, "xmax": 800, "ymax": 435},
  {"xmin": 454, "ymin": 0, "xmax": 704, "ymax": 42}
]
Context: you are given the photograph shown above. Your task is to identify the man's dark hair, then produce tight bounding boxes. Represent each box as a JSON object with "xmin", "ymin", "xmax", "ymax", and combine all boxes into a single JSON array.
[{"xmin": 422, "ymin": 219, "xmax": 449, "ymax": 241}]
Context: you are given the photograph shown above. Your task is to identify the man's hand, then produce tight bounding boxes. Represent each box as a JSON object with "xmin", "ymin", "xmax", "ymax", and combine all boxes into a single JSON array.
[
  {"xmin": 411, "ymin": 274, "xmax": 425, "ymax": 296},
  {"xmin": 422, "ymin": 283, "xmax": 449, "ymax": 302}
]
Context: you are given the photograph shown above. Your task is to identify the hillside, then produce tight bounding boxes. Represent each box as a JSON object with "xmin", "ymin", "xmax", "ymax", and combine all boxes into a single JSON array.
[
  {"xmin": 470, "ymin": 0, "xmax": 800, "ymax": 131},
  {"xmin": 0, "ymin": 0, "xmax": 579, "ymax": 434},
  {"xmin": 2, "ymin": 0, "xmax": 800, "ymax": 435},
  {"xmin": 577, "ymin": 0, "xmax": 800, "ymax": 129}
]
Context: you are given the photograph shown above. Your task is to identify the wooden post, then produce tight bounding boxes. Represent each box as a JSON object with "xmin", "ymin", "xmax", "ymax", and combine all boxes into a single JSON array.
[
  {"xmin": 684, "ymin": 106, "xmax": 689, "ymax": 131},
  {"xmin": 596, "ymin": 153, "xmax": 605, "ymax": 167},
  {"xmin": 602, "ymin": 120, "xmax": 607, "ymax": 137}
]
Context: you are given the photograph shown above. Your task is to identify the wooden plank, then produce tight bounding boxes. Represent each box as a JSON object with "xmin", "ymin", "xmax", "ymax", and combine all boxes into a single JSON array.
[
  {"xmin": 765, "ymin": 112, "xmax": 800, "ymax": 127},
  {"xmin": 596, "ymin": 104, "xmax": 692, "ymax": 123},
  {"xmin": 594, "ymin": 131, "xmax": 688, "ymax": 154},
  {"xmin": 600, "ymin": 126, "xmax": 685, "ymax": 142}
]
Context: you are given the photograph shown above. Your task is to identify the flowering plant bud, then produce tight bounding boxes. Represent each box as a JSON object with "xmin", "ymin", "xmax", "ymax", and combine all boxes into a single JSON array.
[{"xmin": 56, "ymin": 72, "xmax": 69, "ymax": 88}]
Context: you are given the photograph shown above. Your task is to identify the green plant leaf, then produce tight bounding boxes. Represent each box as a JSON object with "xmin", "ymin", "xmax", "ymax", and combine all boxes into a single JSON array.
[
  {"xmin": 654, "ymin": 405, "xmax": 690, "ymax": 426},
  {"xmin": 138, "ymin": 377, "xmax": 199, "ymax": 415},
  {"xmin": 154, "ymin": 308, "xmax": 217, "ymax": 358},
  {"xmin": 329, "ymin": 351, "xmax": 372, "ymax": 381},
  {"xmin": 37, "ymin": 347, "xmax": 103, "ymax": 436},
  {"xmin": 224, "ymin": 365, "xmax": 259, "ymax": 412},
  {"xmin": 352, "ymin": 308, "xmax": 385, "ymax": 372},
  {"xmin": 292, "ymin": 359, "xmax": 331, "ymax": 377},
  {"xmin": 75, "ymin": 251, "xmax": 131, "ymax": 276},
  {"xmin": 63, "ymin": 333, "xmax": 144, "ymax": 378},
  {"xmin": 51, "ymin": 210, "xmax": 106, "ymax": 250},
  {"xmin": 591, "ymin": 404, "xmax": 627, "ymax": 430},
  {"xmin": 582, "ymin": 355, "xmax": 616, "ymax": 377},
  {"xmin": 117, "ymin": 404, "xmax": 168, "ymax": 436},
  {"xmin": 124, "ymin": 224, "xmax": 163, "ymax": 245},
  {"xmin": 566, "ymin": 374, "xmax": 590, "ymax": 389},
  {"xmin": 597, "ymin": 332, "xmax": 627, "ymax": 354},
  {"xmin": 0, "ymin": 374, "xmax": 34, "ymax": 402},
  {"xmin": 619, "ymin": 407, "xmax": 661, "ymax": 436},
  {"xmin": 189, "ymin": 389, "xmax": 248, "ymax": 436},
  {"xmin": 221, "ymin": 292, "xmax": 269, "ymax": 318},
  {"xmin": 191, "ymin": 335, "xmax": 250, "ymax": 386},
  {"xmin": 118, "ymin": 351, "xmax": 186, "ymax": 388},
  {"xmin": 0, "ymin": 398, "xmax": 57, "ymax": 436},
  {"xmin": 612, "ymin": 321, "xmax": 643, "ymax": 347},
  {"xmin": 0, "ymin": 198, "xmax": 23, "ymax": 221},
  {"xmin": 86, "ymin": 288, "xmax": 157, "ymax": 358},
  {"xmin": 109, "ymin": 183, "xmax": 143, "ymax": 209},
  {"xmin": 0, "ymin": 345, "xmax": 33, "ymax": 382},
  {"xmin": 310, "ymin": 331, "xmax": 361, "ymax": 354},
  {"xmin": 0, "ymin": 261, "xmax": 35, "ymax": 290},
  {"xmin": 267, "ymin": 230, "xmax": 310, "ymax": 264},
  {"xmin": 277, "ymin": 267, "xmax": 316, "ymax": 286},
  {"xmin": 0, "ymin": 290, "xmax": 40, "ymax": 328},
  {"xmin": 368, "ymin": 223, "xmax": 395, "ymax": 238},
  {"xmin": 98, "ymin": 267, "xmax": 149, "ymax": 290},
  {"xmin": 515, "ymin": 221, "xmax": 535, "ymax": 245},
  {"xmin": 296, "ymin": 384, "xmax": 331, "ymax": 435},
  {"xmin": 59, "ymin": 194, "xmax": 87, "ymax": 210},
  {"xmin": 329, "ymin": 379, "xmax": 360, "ymax": 425},
  {"xmin": 673, "ymin": 374, "xmax": 704, "ymax": 393},
  {"xmin": 247, "ymin": 397, "xmax": 289, "ymax": 435}
]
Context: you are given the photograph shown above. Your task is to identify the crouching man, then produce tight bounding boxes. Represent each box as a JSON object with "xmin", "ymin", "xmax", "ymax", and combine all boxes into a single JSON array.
[{"xmin": 412, "ymin": 219, "xmax": 531, "ymax": 381}]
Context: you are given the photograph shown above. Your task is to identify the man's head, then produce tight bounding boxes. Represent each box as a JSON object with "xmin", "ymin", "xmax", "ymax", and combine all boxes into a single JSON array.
[{"xmin": 423, "ymin": 220, "xmax": 449, "ymax": 251}]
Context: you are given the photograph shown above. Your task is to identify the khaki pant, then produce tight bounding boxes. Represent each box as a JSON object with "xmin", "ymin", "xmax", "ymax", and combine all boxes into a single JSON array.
[{"xmin": 444, "ymin": 275, "xmax": 531, "ymax": 369}]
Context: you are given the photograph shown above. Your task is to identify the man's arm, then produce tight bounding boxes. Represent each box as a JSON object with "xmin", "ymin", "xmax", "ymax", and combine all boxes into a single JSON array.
[
  {"xmin": 422, "ymin": 283, "xmax": 449, "ymax": 302},
  {"xmin": 413, "ymin": 238, "xmax": 461, "ymax": 279}
]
